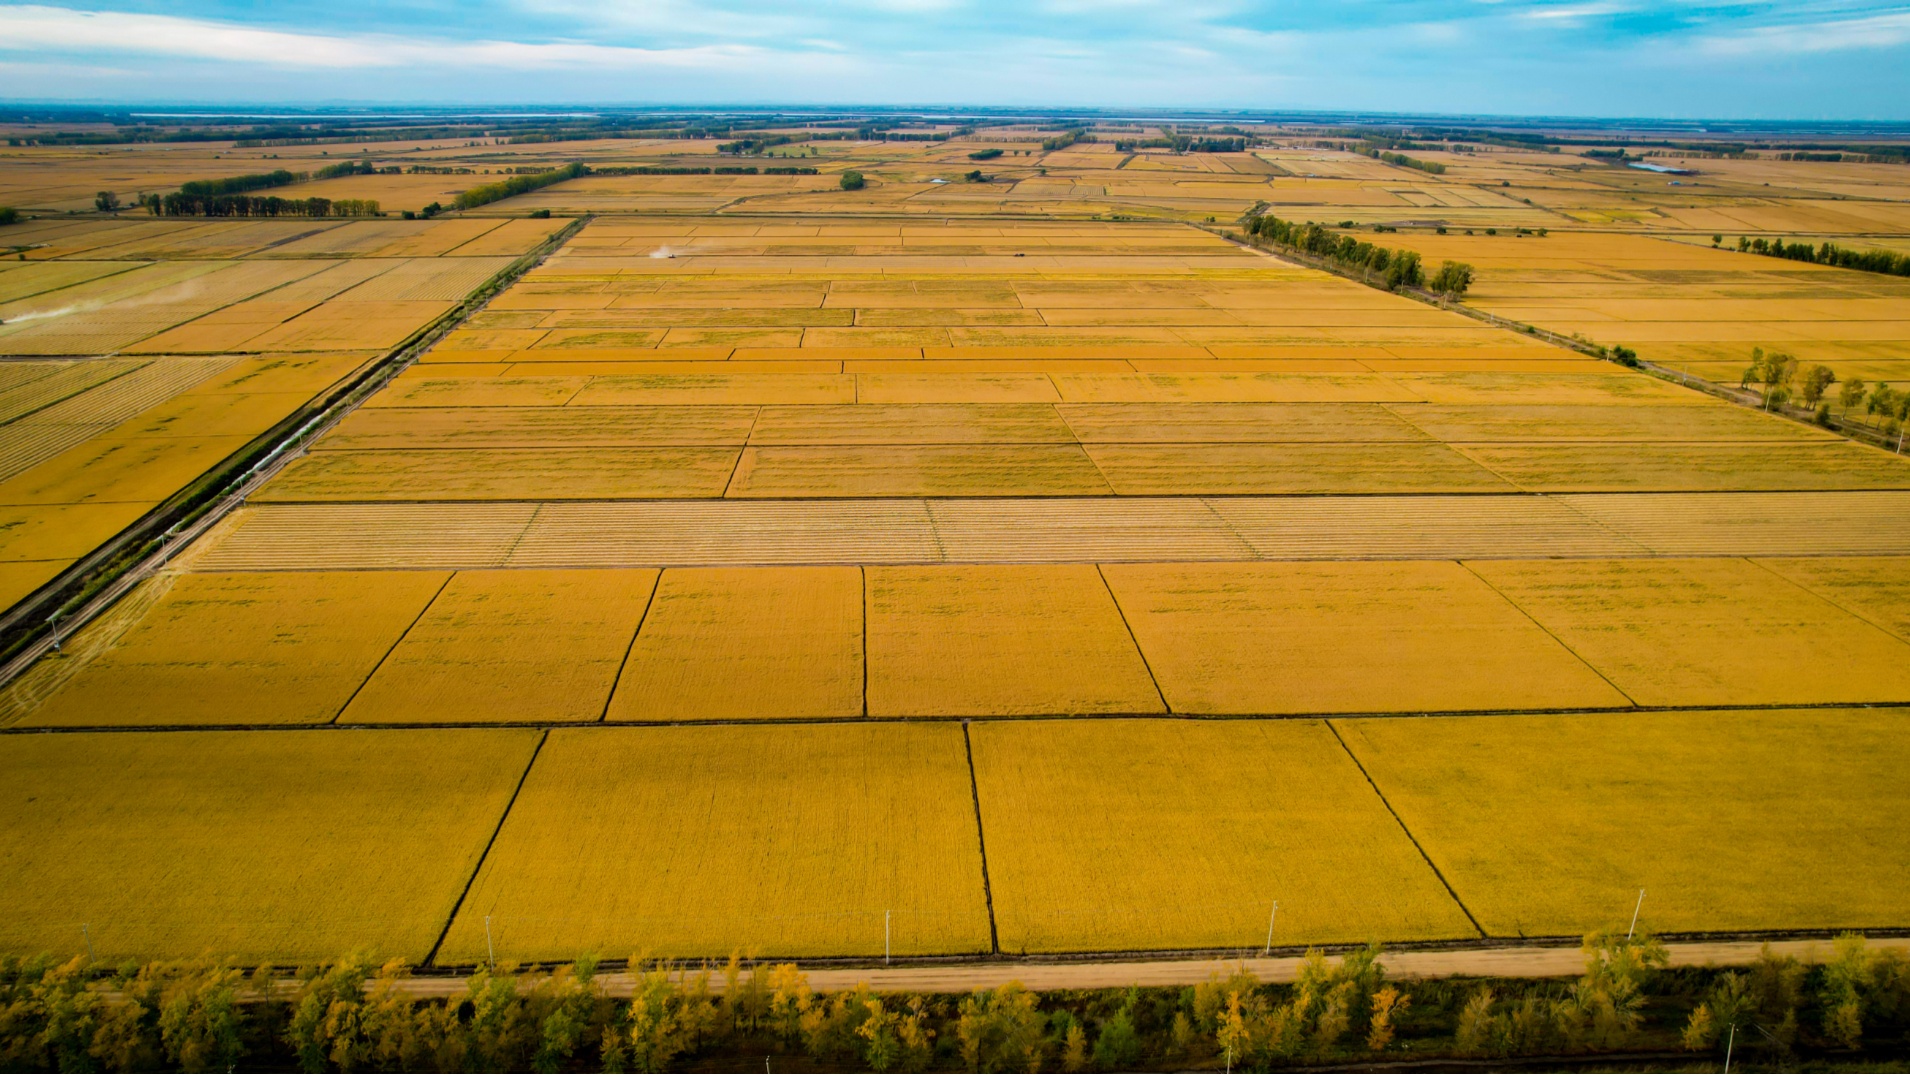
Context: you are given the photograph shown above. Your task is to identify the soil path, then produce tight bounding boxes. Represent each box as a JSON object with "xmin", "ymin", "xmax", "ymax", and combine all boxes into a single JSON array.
[{"xmin": 381, "ymin": 938, "xmax": 1900, "ymax": 999}]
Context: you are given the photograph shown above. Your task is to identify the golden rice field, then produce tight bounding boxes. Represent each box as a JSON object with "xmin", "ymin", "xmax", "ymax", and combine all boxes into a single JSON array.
[
  {"xmin": 0, "ymin": 729, "xmax": 540, "ymax": 962},
  {"xmin": 4, "ymin": 134, "xmax": 1910, "ymax": 964},
  {"xmin": 1339, "ymin": 710, "xmax": 1910, "ymax": 937},
  {"xmin": 436, "ymin": 724, "xmax": 992, "ymax": 962}
]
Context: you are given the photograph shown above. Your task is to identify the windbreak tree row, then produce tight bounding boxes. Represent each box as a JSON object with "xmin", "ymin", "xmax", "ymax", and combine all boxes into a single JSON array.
[{"xmin": 2, "ymin": 933, "xmax": 1907, "ymax": 1072}]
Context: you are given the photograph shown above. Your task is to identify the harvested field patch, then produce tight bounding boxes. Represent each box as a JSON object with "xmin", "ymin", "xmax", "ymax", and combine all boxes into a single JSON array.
[
  {"xmin": 728, "ymin": 445, "xmax": 1110, "ymax": 498},
  {"xmin": 866, "ymin": 564, "xmax": 1163, "ymax": 716},
  {"xmin": 436, "ymin": 724, "xmax": 991, "ymax": 961},
  {"xmin": 1086, "ymin": 443, "xmax": 1514, "ymax": 495}
]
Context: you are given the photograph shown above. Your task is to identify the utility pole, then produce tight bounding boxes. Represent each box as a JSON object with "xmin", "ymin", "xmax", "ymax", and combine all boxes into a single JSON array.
[
  {"xmin": 1263, "ymin": 900, "xmax": 1278, "ymax": 956},
  {"xmin": 485, "ymin": 915, "xmax": 495, "ymax": 969},
  {"xmin": 885, "ymin": 910, "xmax": 891, "ymax": 966},
  {"xmin": 1627, "ymin": 889, "xmax": 1645, "ymax": 939}
]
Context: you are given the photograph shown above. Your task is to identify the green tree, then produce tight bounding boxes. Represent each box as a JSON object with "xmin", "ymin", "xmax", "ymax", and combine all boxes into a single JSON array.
[
  {"xmin": 839, "ymin": 171, "xmax": 866, "ymax": 191},
  {"xmin": 94, "ymin": 190, "xmax": 120, "ymax": 212},
  {"xmin": 1429, "ymin": 260, "xmax": 1474, "ymax": 298},
  {"xmin": 1801, "ymin": 364, "xmax": 1837, "ymax": 406},
  {"xmin": 1841, "ymin": 376, "xmax": 1869, "ymax": 414}
]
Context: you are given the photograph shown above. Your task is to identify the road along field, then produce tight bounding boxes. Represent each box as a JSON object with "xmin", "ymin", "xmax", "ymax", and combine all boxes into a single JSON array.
[{"xmin": 4, "ymin": 206, "xmax": 1910, "ymax": 967}]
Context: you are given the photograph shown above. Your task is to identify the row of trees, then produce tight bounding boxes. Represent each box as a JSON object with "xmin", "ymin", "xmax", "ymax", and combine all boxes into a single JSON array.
[
  {"xmin": 177, "ymin": 169, "xmax": 302, "ymax": 198},
  {"xmin": 452, "ymin": 163, "xmax": 587, "ymax": 211},
  {"xmin": 1740, "ymin": 347, "xmax": 1910, "ymax": 443},
  {"xmin": 1736, "ymin": 235, "xmax": 1910, "ymax": 277},
  {"xmin": 138, "ymin": 193, "xmax": 380, "ymax": 218},
  {"xmin": 1369, "ymin": 149, "xmax": 1447, "ymax": 174},
  {"xmin": 2, "ymin": 932, "xmax": 1905, "ymax": 1072},
  {"xmin": 1242, "ymin": 213, "xmax": 1472, "ymax": 295},
  {"xmin": 592, "ymin": 166, "xmax": 817, "ymax": 176}
]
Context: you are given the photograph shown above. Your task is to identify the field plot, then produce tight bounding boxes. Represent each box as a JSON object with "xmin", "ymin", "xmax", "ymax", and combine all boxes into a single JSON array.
[
  {"xmin": 608, "ymin": 567, "xmax": 863, "ymax": 721},
  {"xmin": 24, "ymin": 571, "xmax": 449, "ymax": 726},
  {"xmin": 1102, "ymin": 561, "xmax": 1628, "ymax": 714},
  {"xmin": 1376, "ymin": 230, "xmax": 1910, "ymax": 386},
  {"xmin": 971, "ymin": 719, "xmax": 1478, "ymax": 952},
  {"xmin": 436, "ymin": 724, "xmax": 992, "ymax": 961},
  {"xmin": 1465, "ymin": 558, "xmax": 1910, "ymax": 706},
  {"xmin": 1753, "ymin": 556, "xmax": 1910, "ymax": 641},
  {"xmin": 866, "ymin": 565, "xmax": 1163, "ymax": 717},
  {"xmin": 0, "ymin": 729, "xmax": 539, "ymax": 961},
  {"xmin": 1340, "ymin": 710, "xmax": 1910, "ymax": 937},
  {"xmin": 343, "ymin": 569, "xmax": 658, "ymax": 724},
  {"xmin": 0, "ymin": 213, "xmax": 567, "ymax": 622}
]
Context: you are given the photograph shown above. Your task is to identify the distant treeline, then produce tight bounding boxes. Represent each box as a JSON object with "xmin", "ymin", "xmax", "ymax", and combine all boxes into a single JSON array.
[
  {"xmin": 140, "ymin": 193, "xmax": 380, "ymax": 218},
  {"xmin": 1244, "ymin": 212, "xmax": 1426, "ymax": 290},
  {"xmin": 593, "ymin": 166, "xmax": 819, "ymax": 176},
  {"xmin": 452, "ymin": 162, "xmax": 587, "ymax": 210},
  {"xmin": 312, "ymin": 160, "xmax": 400, "ymax": 180},
  {"xmin": 1042, "ymin": 128, "xmax": 1088, "ymax": 151},
  {"xmin": 1371, "ymin": 149, "xmax": 1446, "ymax": 174},
  {"xmin": 1115, "ymin": 136, "xmax": 1248, "ymax": 153},
  {"xmin": 1737, "ymin": 235, "xmax": 1910, "ymax": 277},
  {"xmin": 178, "ymin": 169, "xmax": 302, "ymax": 197}
]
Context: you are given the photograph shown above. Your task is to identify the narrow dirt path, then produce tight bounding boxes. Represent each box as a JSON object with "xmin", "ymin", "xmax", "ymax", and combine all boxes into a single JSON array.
[{"xmin": 380, "ymin": 938, "xmax": 1897, "ymax": 999}]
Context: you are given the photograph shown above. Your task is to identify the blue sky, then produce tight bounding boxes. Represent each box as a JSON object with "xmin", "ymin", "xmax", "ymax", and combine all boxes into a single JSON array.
[{"xmin": 3, "ymin": 1, "xmax": 1910, "ymax": 119}]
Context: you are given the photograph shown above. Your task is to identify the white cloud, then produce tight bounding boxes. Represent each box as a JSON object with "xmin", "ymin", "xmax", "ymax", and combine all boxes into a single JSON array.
[
  {"xmin": 1695, "ymin": 9, "xmax": 1910, "ymax": 54},
  {"xmin": 0, "ymin": 4, "xmax": 784, "ymax": 69}
]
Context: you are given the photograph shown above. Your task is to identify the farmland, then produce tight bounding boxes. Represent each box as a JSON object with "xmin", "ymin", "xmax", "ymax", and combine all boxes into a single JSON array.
[{"xmin": 3, "ymin": 116, "xmax": 1910, "ymax": 971}]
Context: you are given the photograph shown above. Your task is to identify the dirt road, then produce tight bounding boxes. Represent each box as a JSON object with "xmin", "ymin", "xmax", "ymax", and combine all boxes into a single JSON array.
[{"xmin": 379, "ymin": 938, "xmax": 1891, "ymax": 999}]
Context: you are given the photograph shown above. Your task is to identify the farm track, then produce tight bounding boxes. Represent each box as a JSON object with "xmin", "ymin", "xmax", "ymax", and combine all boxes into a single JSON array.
[{"xmin": 216, "ymin": 937, "xmax": 1907, "ymax": 998}]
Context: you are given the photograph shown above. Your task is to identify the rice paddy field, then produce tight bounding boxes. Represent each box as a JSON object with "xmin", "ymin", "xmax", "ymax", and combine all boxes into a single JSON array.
[
  {"xmin": 4, "ymin": 124, "xmax": 1910, "ymax": 966},
  {"xmin": 0, "ymin": 211, "xmax": 567, "ymax": 612}
]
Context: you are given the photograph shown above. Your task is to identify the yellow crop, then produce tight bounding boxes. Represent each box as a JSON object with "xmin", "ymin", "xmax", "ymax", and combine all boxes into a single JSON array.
[
  {"xmin": 972, "ymin": 718, "xmax": 1478, "ymax": 952},
  {"xmin": 1339, "ymin": 709, "xmax": 1910, "ymax": 937},
  {"xmin": 1466, "ymin": 557, "xmax": 1910, "ymax": 706},
  {"xmin": 610, "ymin": 567, "xmax": 863, "ymax": 721},
  {"xmin": 866, "ymin": 564, "xmax": 1162, "ymax": 716},
  {"xmin": 28, "ymin": 571, "xmax": 449, "ymax": 726},
  {"xmin": 1102, "ymin": 561, "xmax": 1628, "ymax": 714},
  {"xmin": 438, "ymin": 724, "xmax": 991, "ymax": 962},
  {"xmin": 344, "ymin": 569, "xmax": 658, "ymax": 724},
  {"xmin": 0, "ymin": 728, "xmax": 540, "ymax": 962}
]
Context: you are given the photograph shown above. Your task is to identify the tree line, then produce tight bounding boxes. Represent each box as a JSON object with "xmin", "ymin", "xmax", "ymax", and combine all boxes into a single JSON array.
[
  {"xmin": 1736, "ymin": 235, "xmax": 1910, "ymax": 277},
  {"xmin": 1112, "ymin": 136, "xmax": 1248, "ymax": 153},
  {"xmin": 452, "ymin": 163, "xmax": 587, "ymax": 211},
  {"xmin": 1370, "ymin": 149, "xmax": 1446, "ymax": 174},
  {"xmin": 1243, "ymin": 212, "xmax": 1477, "ymax": 296},
  {"xmin": 138, "ymin": 194, "xmax": 380, "ymax": 218},
  {"xmin": 2, "ymin": 931, "xmax": 1906, "ymax": 1072},
  {"xmin": 592, "ymin": 166, "xmax": 818, "ymax": 176},
  {"xmin": 1742, "ymin": 347, "xmax": 1910, "ymax": 440},
  {"xmin": 178, "ymin": 169, "xmax": 303, "ymax": 198}
]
